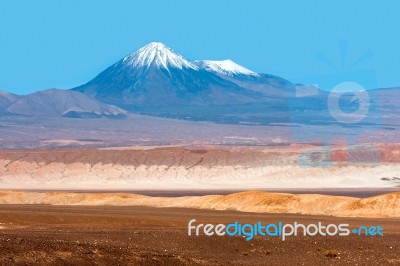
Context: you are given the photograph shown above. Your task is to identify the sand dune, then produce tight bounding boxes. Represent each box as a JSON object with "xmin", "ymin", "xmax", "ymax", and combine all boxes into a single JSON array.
[{"xmin": 0, "ymin": 191, "xmax": 398, "ymax": 218}]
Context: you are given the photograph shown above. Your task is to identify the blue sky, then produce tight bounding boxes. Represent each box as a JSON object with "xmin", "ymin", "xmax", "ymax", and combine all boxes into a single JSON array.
[{"xmin": 1, "ymin": 0, "xmax": 399, "ymax": 95}]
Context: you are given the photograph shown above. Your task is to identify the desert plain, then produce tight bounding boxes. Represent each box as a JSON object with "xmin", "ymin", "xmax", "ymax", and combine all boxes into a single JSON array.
[{"xmin": 0, "ymin": 145, "xmax": 399, "ymax": 265}]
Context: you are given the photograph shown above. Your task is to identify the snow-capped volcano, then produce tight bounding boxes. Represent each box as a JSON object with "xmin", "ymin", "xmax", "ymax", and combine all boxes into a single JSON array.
[
  {"xmin": 74, "ymin": 42, "xmax": 267, "ymax": 108},
  {"xmin": 122, "ymin": 42, "xmax": 198, "ymax": 70},
  {"xmin": 195, "ymin": 59, "xmax": 259, "ymax": 77}
]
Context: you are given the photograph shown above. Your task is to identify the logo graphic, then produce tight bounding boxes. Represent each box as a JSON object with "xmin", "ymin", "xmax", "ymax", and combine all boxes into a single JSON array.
[
  {"xmin": 289, "ymin": 40, "xmax": 381, "ymax": 167},
  {"xmin": 188, "ymin": 219, "xmax": 384, "ymax": 241}
]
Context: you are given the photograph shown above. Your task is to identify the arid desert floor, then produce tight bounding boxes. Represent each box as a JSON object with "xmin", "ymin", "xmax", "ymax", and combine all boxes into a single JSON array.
[{"xmin": 0, "ymin": 205, "xmax": 398, "ymax": 265}]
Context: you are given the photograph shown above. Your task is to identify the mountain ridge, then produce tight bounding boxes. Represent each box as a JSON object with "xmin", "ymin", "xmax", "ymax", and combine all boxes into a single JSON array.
[
  {"xmin": 0, "ymin": 89, "xmax": 20, "ymax": 114},
  {"xmin": 7, "ymin": 89, "xmax": 127, "ymax": 118}
]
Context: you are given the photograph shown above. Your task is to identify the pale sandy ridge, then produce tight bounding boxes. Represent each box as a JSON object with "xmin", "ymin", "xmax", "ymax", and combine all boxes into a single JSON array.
[
  {"xmin": 2, "ymin": 146, "xmax": 400, "ymax": 189},
  {"xmin": 0, "ymin": 191, "xmax": 399, "ymax": 218}
]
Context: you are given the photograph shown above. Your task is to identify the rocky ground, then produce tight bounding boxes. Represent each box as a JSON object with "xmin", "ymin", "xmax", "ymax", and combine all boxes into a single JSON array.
[{"xmin": 0, "ymin": 205, "xmax": 398, "ymax": 265}]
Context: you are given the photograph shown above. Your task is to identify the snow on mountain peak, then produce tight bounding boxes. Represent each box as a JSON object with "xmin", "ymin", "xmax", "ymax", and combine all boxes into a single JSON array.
[
  {"xmin": 195, "ymin": 59, "xmax": 259, "ymax": 77},
  {"xmin": 122, "ymin": 42, "xmax": 198, "ymax": 70}
]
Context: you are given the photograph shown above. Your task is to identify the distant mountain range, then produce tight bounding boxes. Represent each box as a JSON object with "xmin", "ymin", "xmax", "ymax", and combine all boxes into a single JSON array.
[{"xmin": 0, "ymin": 42, "xmax": 398, "ymax": 127}]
